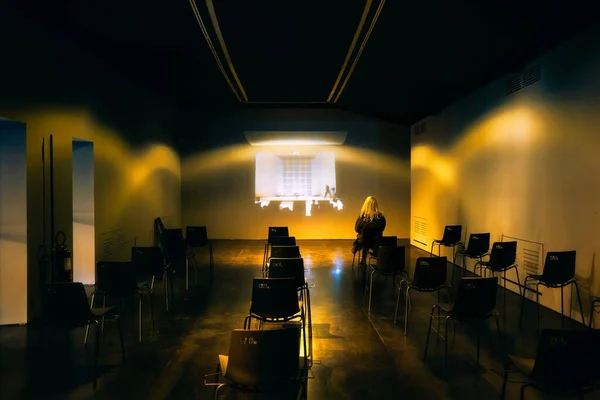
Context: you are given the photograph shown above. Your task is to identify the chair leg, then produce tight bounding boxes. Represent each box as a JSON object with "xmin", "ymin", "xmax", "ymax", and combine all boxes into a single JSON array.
[
  {"xmin": 147, "ymin": 293, "xmax": 155, "ymax": 334},
  {"xmin": 151, "ymin": 275, "xmax": 156, "ymax": 291},
  {"xmin": 367, "ymin": 269, "xmax": 376, "ymax": 314},
  {"xmin": 185, "ymin": 257, "xmax": 190, "ymax": 291},
  {"xmin": 93, "ymin": 322, "xmax": 100, "ymax": 390},
  {"xmin": 561, "ymin": 286, "xmax": 565, "ymax": 327},
  {"xmin": 519, "ymin": 276, "xmax": 532, "ymax": 323},
  {"xmin": 101, "ymin": 295, "xmax": 107, "ymax": 331},
  {"xmin": 305, "ymin": 287, "xmax": 313, "ymax": 361},
  {"xmin": 214, "ymin": 384, "xmax": 225, "ymax": 400},
  {"xmin": 423, "ymin": 312, "xmax": 434, "ymax": 361},
  {"xmin": 520, "ymin": 383, "xmax": 530, "ymax": 400},
  {"xmin": 514, "ymin": 266, "xmax": 523, "ymax": 296},
  {"xmin": 572, "ymin": 281, "xmax": 585, "ymax": 326},
  {"xmin": 209, "ymin": 244, "xmax": 214, "ymax": 280},
  {"xmin": 501, "ymin": 359, "xmax": 510, "ymax": 399},
  {"xmin": 494, "ymin": 314, "xmax": 502, "ymax": 357},
  {"xmin": 164, "ymin": 269, "xmax": 170, "ymax": 311},
  {"xmin": 393, "ymin": 281, "xmax": 403, "ymax": 324},
  {"xmin": 536, "ymin": 283, "xmax": 541, "ymax": 333},
  {"xmin": 117, "ymin": 316, "xmax": 126, "ymax": 363},
  {"xmin": 404, "ymin": 287, "xmax": 411, "ymax": 335},
  {"xmin": 138, "ymin": 296, "xmax": 143, "ymax": 343},
  {"xmin": 85, "ymin": 293, "xmax": 96, "ymax": 345},
  {"xmin": 444, "ymin": 317, "xmax": 450, "ymax": 379}
]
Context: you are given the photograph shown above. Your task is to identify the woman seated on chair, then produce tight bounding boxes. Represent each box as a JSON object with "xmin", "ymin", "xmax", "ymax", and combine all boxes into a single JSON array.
[{"xmin": 352, "ymin": 196, "xmax": 386, "ymax": 265}]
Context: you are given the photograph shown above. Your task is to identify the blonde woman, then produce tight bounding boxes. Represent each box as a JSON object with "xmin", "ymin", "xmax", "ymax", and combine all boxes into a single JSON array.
[{"xmin": 352, "ymin": 196, "xmax": 386, "ymax": 265}]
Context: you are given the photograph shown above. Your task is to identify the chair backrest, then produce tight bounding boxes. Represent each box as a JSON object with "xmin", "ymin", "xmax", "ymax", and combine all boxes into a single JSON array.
[
  {"xmin": 375, "ymin": 246, "xmax": 406, "ymax": 274},
  {"xmin": 270, "ymin": 245, "xmax": 301, "ymax": 259},
  {"xmin": 154, "ymin": 217, "xmax": 165, "ymax": 234},
  {"xmin": 530, "ymin": 329, "xmax": 600, "ymax": 391},
  {"xmin": 452, "ymin": 277, "xmax": 498, "ymax": 319},
  {"xmin": 158, "ymin": 230, "xmax": 185, "ymax": 260},
  {"xmin": 132, "ymin": 246, "xmax": 164, "ymax": 275},
  {"xmin": 412, "ymin": 256, "xmax": 448, "ymax": 290},
  {"xmin": 440, "ymin": 225, "xmax": 462, "ymax": 245},
  {"xmin": 270, "ymin": 236, "xmax": 296, "ymax": 246},
  {"xmin": 487, "ymin": 241, "xmax": 517, "ymax": 271},
  {"xmin": 541, "ymin": 251, "xmax": 577, "ymax": 286},
  {"xmin": 249, "ymin": 278, "xmax": 300, "ymax": 319},
  {"xmin": 268, "ymin": 257, "xmax": 305, "ymax": 289},
  {"xmin": 95, "ymin": 261, "xmax": 138, "ymax": 296},
  {"xmin": 267, "ymin": 227, "xmax": 289, "ymax": 243},
  {"xmin": 226, "ymin": 327, "xmax": 300, "ymax": 386},
  {"xmin": 464, "ymin": 233, "xmax": 491, "ymax": 257},
  {"xmin": 45, "ymin": 282, "xmax": 91, "ymax": 327},
  {"xmin": 374, "ymin": 236, "xmax": 398, "ymax": 250},
  {"xmin": 186, "ymin": 226, "xmax": 209, "ymax": 247}
]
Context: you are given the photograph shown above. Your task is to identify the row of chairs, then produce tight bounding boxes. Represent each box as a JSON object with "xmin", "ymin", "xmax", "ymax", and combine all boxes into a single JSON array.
[
  {"xmin": 41, "ymin": 220, "xmax": 215, "ymax": 390},
  {"xmin": 432, "ymin": 225, "xmax": 586, "ymax": 328},
  {"xmin": 154, "ymin": 218, "xmax": 214, "ymax": 310},
  {"xmin": 362, "ymin": 245, "xmax": 600, "ymax": 397},
  {"xmin": 207, "ymin": 227, "xmax": 311, "ymax": 399}
]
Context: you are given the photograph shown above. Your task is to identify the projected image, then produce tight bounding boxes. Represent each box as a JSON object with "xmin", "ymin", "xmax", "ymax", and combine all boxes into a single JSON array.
[{"xmin": 255, "ymin": 151, "xmax": 344, "ymax": 216}]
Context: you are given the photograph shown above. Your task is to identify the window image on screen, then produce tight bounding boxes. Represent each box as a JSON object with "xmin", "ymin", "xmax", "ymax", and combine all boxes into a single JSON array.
[{"xmin": 254, "ymin": 151, "xmax": 344, "ymax": 216}]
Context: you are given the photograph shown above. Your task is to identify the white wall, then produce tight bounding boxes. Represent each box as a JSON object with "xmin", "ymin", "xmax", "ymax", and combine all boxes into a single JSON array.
[
  {"xmin": 0, "ymin": 120, "xmax": 27, "ymax": 325},
  {"xmin": 411, "ymin": 26, "xmax": 600, "ymax": 324}
]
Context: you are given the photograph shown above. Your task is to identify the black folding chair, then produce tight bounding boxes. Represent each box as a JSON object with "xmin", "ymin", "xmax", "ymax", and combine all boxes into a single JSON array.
[
  {"xmin": 365, "ymin": 246, "xmax": 407, "ymax": 314},
  {"xmin": 268, "ymin": 257, "xmax": 313, "ymax": 364},
  {"xmin": 262, "ymin": 226, "xmax": 290, "ymax": 269},
  {"xmin": 45, "ymin": 282, "xmax": 126, "ymax": 389},
  {"xmin": 244, "ymin": 278, "xmax": 308, "ymax": 365},
  {"xmin": 395, "ymin": 256, "xmax": 450, "ymax": 335},
  {"xmin": 367, "ymin": 236, "xmax": 398, "ymax": 265},
  {"xmin": 186, "ymin": 226, "xmax": 214, "ymax": 279},
  {"xmin": 204, "ymin": 328, "xmax": 306, "ymax": 399},
  {"xmin": 270, "ymin": 236, "xmax": 297, "ymax": 247},
  {"xmin": 430, "ymin": 225, "xmax": 463, "ymax": 257},
  {"xmin": 474, "ymin": 241, "xmax": 522, "ymax": 311},
  {"xmin": 85, "ymin": 261, "xmax": 154, "ymax": 343},
  {"xmin": 131, "ymin": 246, "xmax": 164, "ymax": 291},
  {"xmin": 502, "ymin": 329, "xmax": 600, "ymax": 399},
  {"xmin": 454, "ymin": 232, "xmax": 491, "ymax": 281},
  {"xmin": 423, "ymin": 277, "xmax": 501, "ymax": 378},
  {"xmin": 519, "ymin": 250, "xmax": 585, "ymax": 331},
  {"xmin": 265, "ymin": 245, "xmax": 301, "ymax": 275}
]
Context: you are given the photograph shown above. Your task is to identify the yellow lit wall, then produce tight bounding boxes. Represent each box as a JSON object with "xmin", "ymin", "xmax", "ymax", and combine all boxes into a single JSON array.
[
  {"xmin": 0, "ymin": 11, "xmax": 181, "ymax": 322},
  {"xmin": 179, "ymin": 109, "xmax": 411, "ymax": 239},
  {"xmin": 411, "ymin": 26, "xmax": 600, "ymax": 324}
]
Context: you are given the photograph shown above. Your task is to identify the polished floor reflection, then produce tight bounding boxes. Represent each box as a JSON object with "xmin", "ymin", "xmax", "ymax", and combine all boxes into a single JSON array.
[{"xmin": 0, "ymin": 240, "xmax": 588, "ymax": 399}]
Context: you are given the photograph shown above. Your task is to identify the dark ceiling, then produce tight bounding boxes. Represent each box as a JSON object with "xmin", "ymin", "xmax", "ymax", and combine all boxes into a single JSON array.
[{"xmin": 7, "ymin": 0, "xmax": 600, "ymax": 124}]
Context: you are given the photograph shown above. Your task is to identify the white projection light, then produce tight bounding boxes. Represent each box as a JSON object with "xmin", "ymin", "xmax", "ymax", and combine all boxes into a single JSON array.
[{"xmin": 254, "ymin": 150, "xmax": 344, "ymax": 217}]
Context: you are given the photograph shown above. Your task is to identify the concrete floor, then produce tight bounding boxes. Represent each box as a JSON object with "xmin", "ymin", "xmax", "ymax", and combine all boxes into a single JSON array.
[{"xmin": 0, "ymin": 239, "xmax": 591, "ymax": 399}]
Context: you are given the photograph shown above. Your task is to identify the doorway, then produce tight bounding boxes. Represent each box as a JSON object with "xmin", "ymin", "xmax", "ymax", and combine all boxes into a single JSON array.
[
  {"xmin": 72, "ymin": 139, "xmax": 94, "ymax": 284},
  {"xmin": 0, "ymin": 119, "xmax": 27, "ymax": 325}
]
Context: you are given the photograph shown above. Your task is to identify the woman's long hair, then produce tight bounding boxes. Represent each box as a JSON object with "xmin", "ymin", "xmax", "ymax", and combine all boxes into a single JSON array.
[{"xmin": 359, "ymin": 196, "xmax": 382, "ymax": 221}]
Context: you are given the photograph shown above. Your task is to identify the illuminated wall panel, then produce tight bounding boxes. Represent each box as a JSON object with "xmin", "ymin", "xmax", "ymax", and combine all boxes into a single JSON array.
[
  {"xmin": 0, "ymin": 120, "xmax": 27, "ymax": 325},
  {"xmin": 410, "ymin": 25, "xmax": 600, "ymax": 323}
]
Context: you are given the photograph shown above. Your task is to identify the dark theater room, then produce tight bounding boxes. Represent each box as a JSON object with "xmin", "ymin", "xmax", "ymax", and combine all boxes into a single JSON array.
[{"xmin": 3, "ymin": 0, "xmax": 600, "ymax": 399}]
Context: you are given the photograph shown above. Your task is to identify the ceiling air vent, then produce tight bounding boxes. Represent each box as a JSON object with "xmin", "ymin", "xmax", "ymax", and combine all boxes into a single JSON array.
[
  {"xmin": 506, "ymin": 64, "xmax": 542, "ymax": 95},
  {"xmin": 522, "ymin": 64, "xmax": 541, "ymax": 87},
  {"xmin": 414, "ymin": 121, "xmax": 427, "ymax": 135}
]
